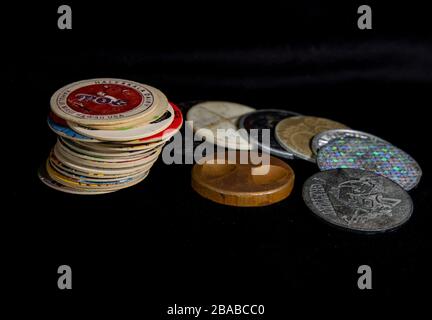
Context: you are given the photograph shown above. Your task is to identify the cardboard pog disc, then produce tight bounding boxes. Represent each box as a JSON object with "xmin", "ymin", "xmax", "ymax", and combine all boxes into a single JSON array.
[
  {"xmin": 50, "ymin": 78, "xmax": 166, "ymax": 126},
  {"xmin": 60, "ymin": 137, "xmax": 159, "ymax": 158},
  {"xmin": 126, "ymin": 102, "xmax": 183, "ymax": 144},
  {"xmin": 67, "ymin": 103, "xmax": 175, "ymax": 142},
  {"xmin": 38, "ymin": 164, "xmax": 112, "ymax": 195},
  {"xmin": 186, "ymin": 101, "xmax": 255, "ymax": 150},
  {"xmin": 47, "ymin": 112, "xmax": 100, "ymax": 142},
  {"xmin": 47, "ymin": 160, "xmax": 149, "ymax": 191},
  {"xmin": 83, "ymin": 89, "xmax": 170, "ymax": 130},
  {"xmin": 41, "ymin": 79, "xmax": 181, "ymax": 194},
  {"xmin": 73, "ymin": 139, "xmax": 165, "ymax": 152}
]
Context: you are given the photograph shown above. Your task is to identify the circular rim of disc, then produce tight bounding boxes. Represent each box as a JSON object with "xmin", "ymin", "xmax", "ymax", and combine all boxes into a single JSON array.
[
  {"xmin": 186, "ymin": 101, "xmax": 255, "ymax": 150},
  {"xmin": 311, "ymin": 129, "xmax": 390, "ymax": 155},
  {"xmin": 275, "ymin": 116, "xmax": 349, "ymax": 162},
  {"xmin": 59, "ymin": 137, "xmax": 160, "ymax": 158},
  {"xmin": 47, "ymin": 112, "xmax": 100, "ymax": 142},
  {"xmin": 58, "ymin": 137, "xmax": 160, "ymax": 162},
  {"xmin": 73, "ymin": 139, "xmax": 165, "ymax": 152},
  {"xmin": 55, "ymin": 140, "xmax": 161, "ymax": 169},
  {"xmin": 49, "ymin": 158, "xmax": 144, "ymax": 185},
  {"xmin": 67, "ymin": 103, "xmax": 175, "ymax": 142},
  {"xmin": 38, "ymin": 163, "xmax": 113, "ymax": 195},
  {"xmin": 49, "ymin": 150, "xmax": 146, "ymax": 179},
  {"xmin": 127, "ymin": 102, "xmax": 183, "ymax": 144},
  {"xmin": 49, "ymin": 153, "xmax": 146, "ymax": 183},
  {"xmin": 50, "ymin": 78, "xmax": 166, "ymax": 126},
  {"xmin": 53, "ymin": 145, "xmax": 158, "ymax": 175},
  {"xmin": 46, "ymin": 159, "xmax": 150, "ymax": 191},
  {"xmin": 238, "ymin": 109, "xmax": 302, "ymax": 158}
]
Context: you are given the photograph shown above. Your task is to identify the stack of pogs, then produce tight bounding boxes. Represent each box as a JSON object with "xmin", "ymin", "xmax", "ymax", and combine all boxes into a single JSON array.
[{"xmin": 39, "ymin": 78, "xmax": 183, "ymax": 194}]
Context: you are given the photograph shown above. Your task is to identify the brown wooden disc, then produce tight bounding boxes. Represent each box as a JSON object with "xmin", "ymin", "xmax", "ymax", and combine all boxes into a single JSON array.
[{"xmin": 191, "ymin": 153, "xmax": 295, "ymax": 207}]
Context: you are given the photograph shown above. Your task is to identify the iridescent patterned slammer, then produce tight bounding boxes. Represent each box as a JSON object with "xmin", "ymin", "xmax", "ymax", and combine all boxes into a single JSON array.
[{"xmin": 316, "ymin": 138, "xmax": 422, "ymax": 191}]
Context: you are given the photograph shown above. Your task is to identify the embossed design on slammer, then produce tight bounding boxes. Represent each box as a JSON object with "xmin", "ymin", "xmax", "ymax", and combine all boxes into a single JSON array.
[{"xmin": 303, "ymin": 169, "xmax": 413, "ymax": 233}]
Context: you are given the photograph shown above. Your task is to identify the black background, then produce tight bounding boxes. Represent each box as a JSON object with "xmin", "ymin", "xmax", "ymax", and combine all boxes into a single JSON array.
[{"xmin": 4, "ymin": 0, "xmax": 432, "ymax": 316}]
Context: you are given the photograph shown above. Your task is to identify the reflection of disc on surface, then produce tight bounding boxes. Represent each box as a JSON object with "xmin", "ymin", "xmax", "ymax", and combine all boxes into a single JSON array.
[
  {"xmin": 50, "ymin": 78, "xmax": 166, "ymax": 126},
  {"xmin": 187, "ymin": 101, "xmax": 255, "ymax": 150},
  {"xmin": 68, "ymin": 103, "xmax": 175, "ymax": 142},
  {"xmin": 191, "ymin": 152, "xmax": 295, "ymax": 207},
  {"xmin": 48, "ymin": 112, "xmax": 99, "ymax": 142},
  {"xmin": 302, "ymin": 169, "xmax": 413, "ymax": 233},
  {"xmin": 311, "ymin": 129, "xmax": 390, "ymax": 155},
  {"xmin": 275, "ymin": 116, "xmax": 349, "ymax": 162},
  {"xmin": 316, "ymin": 138, "xmax": 422, "ymax": 191},
  {"xmin": 238, "ymin": 109, "xmax": 301, "ymax": 158}
]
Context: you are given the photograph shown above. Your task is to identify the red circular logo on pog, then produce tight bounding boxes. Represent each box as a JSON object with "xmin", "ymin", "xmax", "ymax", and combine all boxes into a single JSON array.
[{"xmin": 67, "ymin": 84, "xmax": 143, "ymax": 115}]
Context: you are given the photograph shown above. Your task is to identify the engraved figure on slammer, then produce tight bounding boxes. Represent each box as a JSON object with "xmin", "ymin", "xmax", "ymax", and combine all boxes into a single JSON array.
[{"xmin": 328, "ymin": 177, "xmax": 402, "ymax": 225}]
